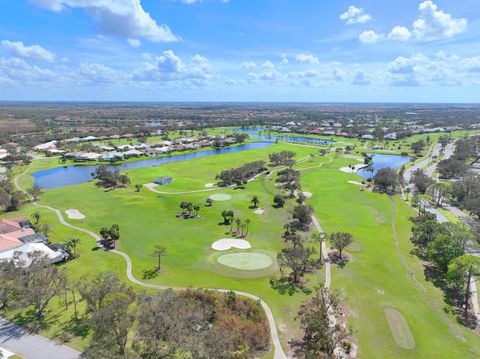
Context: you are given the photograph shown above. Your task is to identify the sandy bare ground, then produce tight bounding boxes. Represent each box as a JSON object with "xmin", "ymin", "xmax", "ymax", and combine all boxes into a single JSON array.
[
  {"xmin": 254, "ymin": 208, "xmax": 265, "ymax": 215},
  {"xmin": 204, "ymin": 183, "xmax": 215, "ymax": 188},
  {"xmin": 340, "ymin": 164, "xmax": 367, "ymax": 174},
  {"xmin": 65, "ymin": 209, "xmax": 85, "ymax": 220},
  {"xmin": 211, "ymin": 238, "xmax": 251, "ymax": 251}
]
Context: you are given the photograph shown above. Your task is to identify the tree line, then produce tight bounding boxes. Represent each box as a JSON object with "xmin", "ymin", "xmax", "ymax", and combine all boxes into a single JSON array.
[
  {"xmin": 0, "ymin": 257, "xmax": 271, "ymax": 358},
  {"xmin": 216, "ymin": 160, "xmax": 267, "ymax": 187}
]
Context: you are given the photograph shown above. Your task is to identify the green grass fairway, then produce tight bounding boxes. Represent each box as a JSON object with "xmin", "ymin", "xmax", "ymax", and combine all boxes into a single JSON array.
[
  {"xmin": 8, "ymin": 137, "xmax": 480, "ymax": 358},
  {"xmin": 217, "ymin": 252, "xmax": 273, "ymax": 270},
  {"xmin": 301, "ymin": 155, "xmax": 480, "ymax": 359},
  {"xmin": 385, "ymin": 308, "xmax": 416, "ymax": 350},
  {"xmin": 209, "ymin": 193, "xmax": 232, "ymax": 201}
]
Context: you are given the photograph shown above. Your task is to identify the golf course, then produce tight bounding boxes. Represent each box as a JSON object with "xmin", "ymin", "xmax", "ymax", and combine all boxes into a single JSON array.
[{"xmin": 5, "ymin": 134, "xmax": 480, "ymax": 358}]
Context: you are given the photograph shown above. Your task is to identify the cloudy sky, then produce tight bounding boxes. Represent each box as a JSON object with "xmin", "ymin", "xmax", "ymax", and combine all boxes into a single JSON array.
[{"xmin": 0, "ymin": 0, "xmax": 479, "ymax": 102}]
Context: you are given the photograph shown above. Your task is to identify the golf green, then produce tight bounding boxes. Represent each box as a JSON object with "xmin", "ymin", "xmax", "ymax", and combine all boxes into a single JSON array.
[
  {"xmin": 209, "ymin": 193, "xmax": 232, "ymax": 201},
  {"xmin": 217, "ymin": 252, "xmax": 273, "ymax": 270}
]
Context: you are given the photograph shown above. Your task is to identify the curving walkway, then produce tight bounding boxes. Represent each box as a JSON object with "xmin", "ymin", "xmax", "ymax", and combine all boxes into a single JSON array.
[
  {"xmin": 14, "ymin": 165, "xmax": 288, "ymax": 359},
  {"xmin": 14, "ymin": 151, "xmax": 335, "ymax": 358}
]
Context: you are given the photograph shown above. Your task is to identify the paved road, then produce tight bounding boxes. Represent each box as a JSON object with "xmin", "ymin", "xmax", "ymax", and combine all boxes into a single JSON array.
[
  {"xmin": 404, "ymin": 143, "xmax": 439, "ymax": 184},
  {"xmin": 0, "ymin": 318, "xmax": 80, "ymax": 359}
]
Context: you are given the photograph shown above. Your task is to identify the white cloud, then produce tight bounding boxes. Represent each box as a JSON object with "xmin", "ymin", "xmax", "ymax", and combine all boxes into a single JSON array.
[
  {"xmin": 127, "ymin": 38, "xmax": 141, "ymax": 48},
  {"xmin": 413, "ymin": 1, "xmax": 467, "ymax": 41},
  {"xmin": 132, "ymin": 50, "xmax": 212, "ymax": 82},
  {"xmin": 388, "ymin": 26, "xmax": 412, "ymax": 41},
  {"xmin": 261, "ymin": 60, "xmax": 275, "ymax": 69},
  {"xmin": 280, "ymin": 58, "xmax": 289, "ymax": 65},
  {"xmin": 288, "ymin": 70, "xmax": 318, "ymax": 79},
  {"xmin": 461, "ymin": 56, "xmax": 480, "ymax": 73},
  {"xmin": 77, "ymin": 63, "xmax": 124, "ymax": 84},
  {"xmin": 340, "ymin": 5, "xmax": 371, "ymax": 25},
  {"xmin": 295, "ymin": 53, "xmax": 319, "ymax": 65},
  {"xmin": 352, "ymin": 70, "xmax": 370, "ymax": 85},
  {"xmin": 31, "ymin": 0, "xmax": 178, "ymax": 43},
  {"xmin": 242, "ymin": 61, "xmax": 257, "ymax": 69},
  {"xmin": 1, "ymin": 40, "xmax": 56, "ymax": 62},
  {"xmin": 359, "ymin": 30, "xmax": 382, "ymax": 44},
  {"xmin": 0, "ymin": 57, "xmax": 55, "ymax": 81}
]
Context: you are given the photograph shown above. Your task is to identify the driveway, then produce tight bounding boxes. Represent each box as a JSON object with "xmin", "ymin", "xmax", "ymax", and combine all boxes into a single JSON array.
[{"xmin": 0, "ymin": 318, "xmax": 80, "ymax": 359}]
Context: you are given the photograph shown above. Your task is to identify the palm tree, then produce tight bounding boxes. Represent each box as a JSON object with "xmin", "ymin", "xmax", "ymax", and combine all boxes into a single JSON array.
[
  {"xmin": 65, "ymin": 237, "xmax": 80, "ymax": 258},
  {"xmin": 312, "ymin": 232, "xmax": 326, "ymax": 262},
  {"xmin": 235, "ymin": 218, "xmax": 242, "ymax": 235},
  {"xmin": 31, "ymin": 211, "xmax": 41, "ymax": 225},
  {"xmin": 152, "ymin": 245, "xmax": 167, "ymax": 271},
  {"xmin": 244, "ymin": 219, "xmax": 251, "ymax": 237},
  {"xmin": 193, "ymin": 204, "xmax": 200, "ymax": 217},
  {"xmin": 250, "ymin": 195, "xmax": 260, "ymax": 208}
]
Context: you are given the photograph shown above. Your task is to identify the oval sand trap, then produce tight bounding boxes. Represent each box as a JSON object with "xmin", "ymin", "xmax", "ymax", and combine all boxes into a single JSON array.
[
  {"xmin": 65, "ymin": 209, "xmax": 85, "ymax": 220},
  {"xmin": 303, "ymin": 191, "xmax": 312, "ymax": 198},
  {"xmin": 254, "ymin": 208, "xmax": 265, "ymax": 215},
  {"xmin": 212, "ymin": 238, "xmax": 251, "ymax": 251},
  {"xmin": 384, "ymin": 308, "xmax": 416, "ymax": 349},
  {"xmin": 204, "ymin": 183, "xmax": 215, "ymax": 188},
  {"xmin": 209, "ymin": 193, "xmax": 232, "ymax": 201},
  {"xmin": 217, "ymin": 252, "xmax": 273, "ymax": 270}
]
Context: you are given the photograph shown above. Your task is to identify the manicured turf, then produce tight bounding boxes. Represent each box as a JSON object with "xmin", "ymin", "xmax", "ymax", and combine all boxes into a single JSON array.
[
  {"xmin": 209, "ymin": 193, "xmax": 232, "ymax": 201},
  {"xmin": 217, "ymin": 252, "xmax": 273, "ymax": 270},
  {"xmin": 6, "ymin": 135, "xmax": 480, "ymax": 358},
  {"xmin": 301, "ymin": 155, "xmax": 480, "ymax": 359},
  {"xmin": 384, "ymin": 307, "xmax": 416, "ymax": 350}
]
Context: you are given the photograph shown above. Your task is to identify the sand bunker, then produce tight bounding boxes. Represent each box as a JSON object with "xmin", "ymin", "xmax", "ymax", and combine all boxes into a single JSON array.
[
  {"xmin": 204, "ymin": 183, "xmax": 215, "ymax": 188},
  {"xmin": 340, "ymin": 164, "xmax": 367, "ymax": 174},
  {"xmin": 209, "ymin": 193, "xmax": 232, "ymax": 201},
  {"xmin": 254, "ymin": 208, "xmax": 265, "ymax": 215},
  {"xmin": 65, "ymin": 209, "xmax": 85, "ymax": 220},
  {"xmin": 348, "ymin": 180, "xmax": 364, "ymax": 186},
  {"xmin": 212, "ymin": 238, "xmax": 251, "ymax": 251},
  {"xmin": 303, "ymin": 192, "xmax": 312, "ymax": 198},
  {"xmin": 217, "ymin": 252, "xmax": 273, "ymax": 270}
]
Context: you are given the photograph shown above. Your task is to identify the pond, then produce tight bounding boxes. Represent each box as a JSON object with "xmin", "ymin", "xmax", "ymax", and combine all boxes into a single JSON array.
[
  {"xmin": 32, "ymin": 142, "xmax": 273, "ymax": 189},
  {"xmin": 356, "ymin": 153, "xmax": 410, "ymax": 179},
  {"xmin": 249, "ymin": 134, "xmax": 334, "ymax": 145}
]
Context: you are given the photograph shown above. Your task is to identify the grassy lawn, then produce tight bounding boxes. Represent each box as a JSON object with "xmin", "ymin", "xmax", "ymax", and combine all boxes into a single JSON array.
[
  {"xmin": 5, "ymin": 136, "xmax": 480, "ymax": 357},
  {"xmin": 301, "ymin": 155, "xmax": 480, "ymax": 359},
  {"xmin": 7, "ymin": 142, "xmax": 327, "ymax": 354}
]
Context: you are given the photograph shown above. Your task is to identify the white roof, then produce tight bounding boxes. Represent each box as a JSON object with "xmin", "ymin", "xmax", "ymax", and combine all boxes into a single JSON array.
[
  {"xmin": 34, "ymin": 141, "xmax": 57, "ymax": 151},
  {"xmin": 83, "ymin": 136, "xmax": 97, "ymax": 141},
  {"xmin": 0, "ymin": 243, "xmax": 64, "ymax": 267}
]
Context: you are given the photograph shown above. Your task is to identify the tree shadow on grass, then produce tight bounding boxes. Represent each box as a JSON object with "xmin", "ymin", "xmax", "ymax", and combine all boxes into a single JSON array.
[
  {"xmin": 142, "ymin": 269, "xmax": 158, "ymax": 280},
  {"xmin": 64, "ymin": 317, "xmax": 89, "ymax": 338}
]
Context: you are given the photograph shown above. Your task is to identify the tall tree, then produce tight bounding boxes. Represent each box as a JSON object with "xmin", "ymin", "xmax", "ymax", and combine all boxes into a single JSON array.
[
  {"xmin": 448, "ymin": 255, "xmax": 480, "ymax": 317},
  {"xmin": 292, "ymin": 285, "xmax": 351, "ymax": 358},
  {"xmin": 152, "ymin": 245, "xmax": 167, "ymax": 271},
  {"xmin": 330, "ymin": 232, "xmax": 353, "ymax": 259}
]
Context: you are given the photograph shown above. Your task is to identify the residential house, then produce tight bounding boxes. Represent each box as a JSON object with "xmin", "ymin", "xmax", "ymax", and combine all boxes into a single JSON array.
[{"xmin": 0, "ymin": 217, "xmax": 66, "ymax": 267}]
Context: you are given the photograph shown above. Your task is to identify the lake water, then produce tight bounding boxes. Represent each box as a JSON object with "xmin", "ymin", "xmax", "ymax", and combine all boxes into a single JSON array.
[
  {"xmin": 234, "ymin": 127, "xmax": 267, "ymax": 133},
  {"xmin": 249, "ymin": 134, "xmax": 334, "ymax": 145},
  {"xmin": 356, "ymin": 153, "xmax": 410, "ymax": 179},
  {"xmin": 32, "ymin": 141, "xmax": 273, "ymax": 189}
]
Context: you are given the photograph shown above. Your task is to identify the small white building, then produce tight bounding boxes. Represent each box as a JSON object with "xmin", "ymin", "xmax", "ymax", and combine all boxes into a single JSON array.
[{"xmin": 34, "ymin": 141, "xmax": 57, "ymax": 152}]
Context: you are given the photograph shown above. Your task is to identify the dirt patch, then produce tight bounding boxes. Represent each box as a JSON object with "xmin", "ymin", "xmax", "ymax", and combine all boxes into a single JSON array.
[{"xmin": 384, "ymin": 308, "xmax": 416, "ymax": 350}]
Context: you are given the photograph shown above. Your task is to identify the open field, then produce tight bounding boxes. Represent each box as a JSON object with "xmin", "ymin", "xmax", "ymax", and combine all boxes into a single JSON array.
[{"xmin": 3, "ymin": 136, "xmax": 480, "ymax": 357}]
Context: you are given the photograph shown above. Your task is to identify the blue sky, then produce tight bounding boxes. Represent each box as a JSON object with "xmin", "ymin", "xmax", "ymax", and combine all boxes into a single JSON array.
[{"xmin": 0, "ymin": 0, "xmax": 479, "ymax": 102}]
